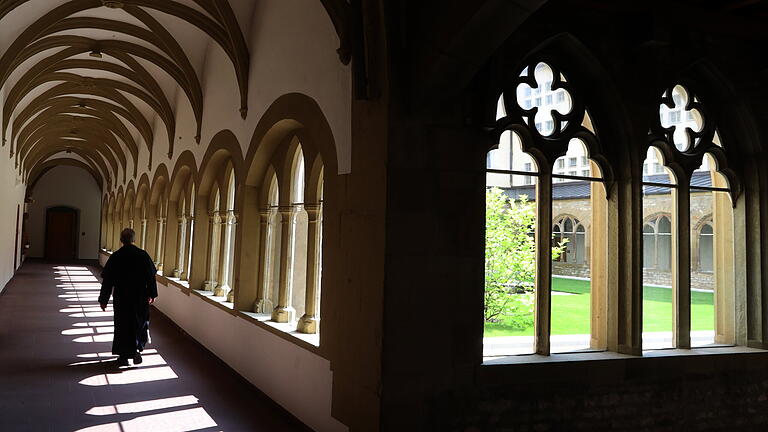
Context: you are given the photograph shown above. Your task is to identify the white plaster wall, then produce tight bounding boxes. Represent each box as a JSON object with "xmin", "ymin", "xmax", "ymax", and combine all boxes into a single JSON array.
[
  {"xmin": 119, "ymin": 0, "xmax": 351, "ymax": 193},
  {"xmin": 27, "ymin": 166, "xmax": 101, "ymax": 259},
  {"xmin": 152, "ymin": 280, "xmax": 348, "ymax": 432},
  {"xmin": 0, "ymin": 150, "xmax": 28, "ymax": 294}
]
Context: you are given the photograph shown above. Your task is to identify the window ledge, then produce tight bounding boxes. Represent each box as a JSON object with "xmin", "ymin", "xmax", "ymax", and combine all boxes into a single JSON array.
[
  {"xmin": 191, "ymin": 289, "xmax": 234, "ymax": 311},
  {"xmin": 153, "ymin": 276, "xmax": 321, "ymax": 354},
  {"xmin": 155, "ymin": 275, "xmax": 194, "ymax": 298},
  {"xmin": 483, "ymin": 345, "xmax": 766, "ymax": 366},
  {"xmin": 239, "ymin": 311, "xmax": 320, "ymax": 347}
]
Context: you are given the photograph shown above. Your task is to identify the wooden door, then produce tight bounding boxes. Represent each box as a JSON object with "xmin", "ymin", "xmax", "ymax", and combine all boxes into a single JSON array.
[{"xmin": 45, "ymin": 207, "xmax": 78, "ymax": 260}]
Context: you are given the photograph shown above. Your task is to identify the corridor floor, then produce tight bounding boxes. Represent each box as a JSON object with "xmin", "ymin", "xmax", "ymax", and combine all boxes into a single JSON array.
[{"xmin": 0, "ymin": 261, "xmax": 308, "ymax": 432}]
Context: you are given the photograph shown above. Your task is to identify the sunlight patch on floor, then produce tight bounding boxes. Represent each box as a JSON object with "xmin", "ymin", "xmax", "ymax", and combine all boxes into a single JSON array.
[
  {"xmin": 79, "ymin": 366, "xmax": 178, "ymax": 386},
  {"xmin": 55, "ymin": 266, "xmax": 221, "ymax": 432},
  {"xmin": 70, "ymin": 354, "xmax": 166, "ymax": 368},
  {"xmin": 86, "ymin": 395, "xmax": 199, "ymax": 416},
  {"xmin": 75, "ymin": 407, "xmax": 217, "ymax": 432}
]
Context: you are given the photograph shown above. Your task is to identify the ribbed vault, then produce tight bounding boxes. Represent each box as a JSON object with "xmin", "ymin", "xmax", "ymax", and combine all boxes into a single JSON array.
[{"xmin": 0, "ymin": 0, "xmax": 250, "ymax": 191}]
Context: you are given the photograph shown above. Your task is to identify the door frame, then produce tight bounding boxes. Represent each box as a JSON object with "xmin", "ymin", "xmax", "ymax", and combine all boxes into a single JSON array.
[{"xmin": 44, "ymin": 206, "xmax": 80, "ymax": 260}]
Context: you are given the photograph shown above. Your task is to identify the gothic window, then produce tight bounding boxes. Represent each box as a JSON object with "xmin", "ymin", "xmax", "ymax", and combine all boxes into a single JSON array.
[
  {"xmin": 484, "ymin": 61, "xmax": 609, "ymax": 356},
  {"xmin": 644, "ymin": 83, "xmax": 737, "ymax": 349}
]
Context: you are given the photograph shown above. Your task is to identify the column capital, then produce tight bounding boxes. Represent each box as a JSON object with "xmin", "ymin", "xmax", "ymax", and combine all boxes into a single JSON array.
[{"xmin": 304, "ymin": 203, "xmax": 322, "ymax": 220}]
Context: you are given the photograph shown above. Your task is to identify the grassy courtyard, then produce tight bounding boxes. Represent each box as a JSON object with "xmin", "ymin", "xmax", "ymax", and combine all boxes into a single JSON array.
[{"xmin": 484, "ymin": 277, "xmax": 715, "ymax": 337}]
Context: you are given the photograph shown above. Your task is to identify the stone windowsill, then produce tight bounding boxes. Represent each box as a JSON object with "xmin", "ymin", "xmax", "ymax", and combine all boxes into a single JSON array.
[
  {"xmin": 483, "ymin": 345, "xmax": 767, "ymax": 366},
  {"xmin": 191, "ymin": 289, "xmax": 235, "ymax": 310},
  {"xmin": 239, "ymin": 311, "xmax": 320, "ymax": 347}
]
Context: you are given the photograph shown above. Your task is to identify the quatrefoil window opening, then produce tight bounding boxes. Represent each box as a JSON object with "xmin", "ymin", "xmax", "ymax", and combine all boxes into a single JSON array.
[
  {"xmin": 659, "ymin": 85, "xmax": 704, "ymax": 152},
  {"xmin": 515, "ymin": 62, "xmax": 573, "ymax": 137}
]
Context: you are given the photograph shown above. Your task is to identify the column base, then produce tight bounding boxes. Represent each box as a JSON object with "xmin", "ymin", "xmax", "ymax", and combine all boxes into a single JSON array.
[
  {"xmin": 226, "ymin": 289, "xmax": 235, "ymax": 303},
  {"xmin": 202, "ymin": 280, "xmax": 217, "ymax": 291},
  {"xmin": 253, "ymin": 298, "xmax": 274, "ymax": 314},
  {"xmin": 297, "ymin": 314, "xmax": 318, "ymax": 334},
  {"xmin": 172, "ymin": 269, "xmax": 181, "ymax": 278},
  {"xmin": 213, "ymin": 283, "xmax": 230, "ymax": 297},
  {"xmin": 271, "ymin": 306, "xmax": 295, "ymax": 323}
]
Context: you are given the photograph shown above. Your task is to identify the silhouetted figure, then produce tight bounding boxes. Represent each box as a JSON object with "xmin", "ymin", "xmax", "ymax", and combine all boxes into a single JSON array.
[{"xmin": 98, "ymin": 228, "xmax": 158, "ymax": 367}]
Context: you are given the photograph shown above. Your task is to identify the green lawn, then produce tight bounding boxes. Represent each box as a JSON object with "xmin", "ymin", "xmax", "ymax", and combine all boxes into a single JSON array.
[{"xmin": 484, "ymin": 277, "xmax": 714, "ymax": 337}]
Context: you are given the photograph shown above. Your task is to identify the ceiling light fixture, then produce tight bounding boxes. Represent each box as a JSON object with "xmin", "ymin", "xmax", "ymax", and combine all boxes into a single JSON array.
[{"xmin": 89, "ymin": 49, "xmax": 102, "ymax": 58}]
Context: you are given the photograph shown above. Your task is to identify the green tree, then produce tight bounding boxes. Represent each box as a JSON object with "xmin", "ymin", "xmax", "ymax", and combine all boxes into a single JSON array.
[{"xmin": 484, "ymin": 187, "xmax": 565, "ymax": 326}]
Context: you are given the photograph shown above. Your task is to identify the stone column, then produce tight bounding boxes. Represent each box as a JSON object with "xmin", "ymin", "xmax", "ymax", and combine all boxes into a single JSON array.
[
  {"xmin": 172, "ymin": 215, "xmax": 186, "ymax": 278},
  {"xmin": 204, "ymin": 211, "xmax": 221, "ymax": 291},
  {"xmin": 298, "ymin": 203, "xmax": 322, "ymax": 333},
  {"xmin": 213, "ymin": 211, "xmax": 232, "ymax": 297},
  {"xmin": 180, "ymin": 213, "xmax": 194, "ymax": 280},
  {"xmin": 155, "ymin": 217, "xmax": 165, "ymax": 271},
  {"xmin": 672, "ymin": 184, "xmax": 692, "ymax": 349},
  {"xmin": 226, "ymin": 212, "xmax": 238, "ymax": 303},
  {"xmin": 140, "ymin": 218, "xmax": 148, "ymax": 249},
  {"xmin": 253, "ymin": 208, "xmax": 273, "ymax": 312},
  {"xmin": 534, "ymin": 172, "xmax": 553, "ymax": 355},
  {"xmin": 271, "ymin": 206, "xmax": 296, "ymax": 322}
]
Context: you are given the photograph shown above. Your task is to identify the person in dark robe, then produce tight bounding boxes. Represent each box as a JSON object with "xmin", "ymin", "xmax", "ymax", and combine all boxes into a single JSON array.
[{"xmin": 98, "ymin": 228, "xmax": 158, "ymax": 367}]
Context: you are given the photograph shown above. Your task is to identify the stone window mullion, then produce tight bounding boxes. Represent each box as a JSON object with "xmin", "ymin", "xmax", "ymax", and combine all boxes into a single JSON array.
[
  {"xmin": 298, "ymin": 203, "xmax": 322, "ymax": 333},
  {"xmin": 535, "ymin": 171, "xmax": 554, "ymax": 356},
  {"xmin": 672, "ymin": 182, "xmax": 692, "ymax": 349}
]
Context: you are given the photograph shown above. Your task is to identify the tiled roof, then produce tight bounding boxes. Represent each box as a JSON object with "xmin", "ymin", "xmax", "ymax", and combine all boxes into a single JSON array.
[{"xmin": 502, "ymin": 171, "xmax": 716, "ymax": 202}]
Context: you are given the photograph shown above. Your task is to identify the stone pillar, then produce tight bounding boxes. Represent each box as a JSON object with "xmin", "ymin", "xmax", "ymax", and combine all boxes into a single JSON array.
[
  {"xmin": 298, "ymin": 203, "xmax": 322, "ymax": 333},
  {"xmin": 203, "ymin": 211, "xmax": 220, "ymax": 291},
  {"xmin": 271, "ymin": 206, "xmax": 296, "ymax": 322},
  {"xmin": 253, "ymin": 208, "xmax": 273, "ymax": 312},
  {"xmin": 712, "ymin": 177, "xmax": 735, "ymax": 345},
  {"xmin": 226, "ymin": 212, "xmax": 238, "ymax": 303},
  {"xmin": 172, "ymin": 215, "xmax": 186, "ymax": 278},
  {"xmin": 112, "ymin": 214, "xmax": 120, "ymax": 250},
  {"xmin": 106, "ymin": 216, "xmax": 113, "ymax": 251},
  {"xmin": 213, "ymin": 211, "xmax": 232, "ymax": 297},
  {"xmin": 180, "ymin": 213, "xmax": 194, "ymax": 280},
  {"xmin": 155, "ymin": 217, "xmax": 165, "ymax": 271},
  {"xmin": 672, "ymin": 184, "xmax": 692, "ymax": 349},
  {"xmin": 140, "ymin": 218, "xmax": 148, "ymax": 249},
  {"xmin": 534, "ymin": 172, "xmax": 553, "ymax": 355}
]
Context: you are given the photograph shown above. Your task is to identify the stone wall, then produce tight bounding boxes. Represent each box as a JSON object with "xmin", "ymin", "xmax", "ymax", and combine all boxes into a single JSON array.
[
  {"xmin": 642, "ymin": 269, "xmax": 715, "ymax": 290},
  {"xmin": 428, "ymin": 353, "xmax": 768, "ymax": 431},
  {"xmin": 550, "ymin": 191, "xmax": 718, "ymax": 290},
  {"xmin": 553, "ymin": 263, "xmax": 590, "ymax": 279}
]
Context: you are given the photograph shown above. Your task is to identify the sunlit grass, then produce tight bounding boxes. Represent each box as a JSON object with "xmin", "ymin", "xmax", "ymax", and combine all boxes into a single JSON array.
[{"xmin": 484, "ymin": 277, "xmax": 714, "ymax": 337}]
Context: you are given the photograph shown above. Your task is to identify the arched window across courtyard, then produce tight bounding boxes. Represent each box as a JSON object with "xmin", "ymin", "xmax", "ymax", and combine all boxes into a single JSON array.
[
  {"xmin": 553, "ymin": 215, "xmax": 585, "ymax": 264},
  {"xmin": 642, "ymin": 214, "xmax": 672, "ymax": 272}
]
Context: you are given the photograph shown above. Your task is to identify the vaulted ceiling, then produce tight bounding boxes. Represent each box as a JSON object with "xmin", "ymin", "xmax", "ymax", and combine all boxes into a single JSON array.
[{"xmin": 0, "ymin": 0, "xmax": 251, "ymax": 191}]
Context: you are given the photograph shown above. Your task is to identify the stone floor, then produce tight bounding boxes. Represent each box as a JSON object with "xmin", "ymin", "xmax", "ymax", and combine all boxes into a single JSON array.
[{"xmin": 0, "ymin": 261, "xmax": 309, "ymax": 432}]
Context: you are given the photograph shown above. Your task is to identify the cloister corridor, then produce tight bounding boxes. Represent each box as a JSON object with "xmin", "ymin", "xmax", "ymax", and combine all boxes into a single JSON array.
[{"xmin": 0, "ymin": 261, "xmax": 307, "ymax": 432}]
